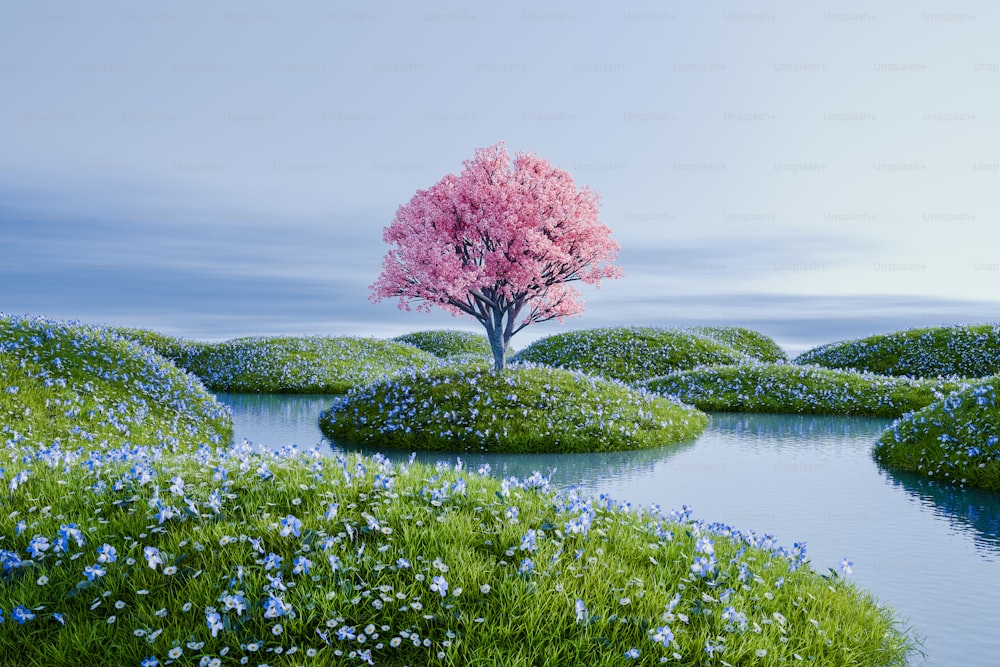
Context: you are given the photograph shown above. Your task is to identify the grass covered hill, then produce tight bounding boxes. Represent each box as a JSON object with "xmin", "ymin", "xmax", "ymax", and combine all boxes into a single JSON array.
[
  {"xmin": 112, "ymin": 329, "xmax": 445, "ymax": 394},
  {"xmin": 1, "ymin": 314, "xmax": 231, "ymax": 451},
  {"xmin": 175, "ymin": 336, "xmax": 440, "ymax": 394},
  {"xmin": 644, "ymin": 363, "xmax": 968, "ymax": 418},
  {"xmin": 875, "ymin": 376, "xmax": 1000, "ymax": 493},
  {"xmin": 110, "ymin": 327, "xmax": 195, "ymax": 362},
  {"xmin": 321, "ymin": 364, "xmax": 709, "ymax": 453},
  {"xmin": 512, "ymin": 327, "xmax": 748, "ymax": 384},
  {"xmin": 0, "ymin": 444, "xmax": 913, "ymax": 666},
  {"xmin": 794, "ymin": 324, "xmax": 1000, "ymax": 377},
  {"xmin": 393, "ymin": 329, "xmax": 492, "ymax": 360},
  {"xmin": 691, "ymin": 326, "xmax": 787, "ymax": 363}
]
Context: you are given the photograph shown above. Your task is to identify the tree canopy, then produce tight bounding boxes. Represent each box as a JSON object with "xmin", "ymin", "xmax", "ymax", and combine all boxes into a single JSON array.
[{"xmin": 372, "ymin": 142, "xmax": 622, "ymax": 369}]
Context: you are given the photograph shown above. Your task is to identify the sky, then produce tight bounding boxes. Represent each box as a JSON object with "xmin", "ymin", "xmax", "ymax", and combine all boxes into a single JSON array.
[{"xmin": 2, "ymin": 1, "xmax": 999, "ymax": 355}]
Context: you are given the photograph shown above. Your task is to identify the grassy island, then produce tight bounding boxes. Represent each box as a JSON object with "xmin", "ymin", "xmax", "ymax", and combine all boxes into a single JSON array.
[
  {"xmin": 393, "ymin": 329, "xmax": 493, "ymax": 360},
  {"xmin": 875, "ymin": 376, "xmax": 1000, "ymax": 493},
  {"xmin": 644, "ymin": 363, "xmax": 967, "ymax": 417},
  {"xmin": 512, "ymin": 327, "xmax": 747, "ymax": 384},
  {"xmin": 795, "ymin": 324, "xmax": 1000, "ymax": 377},
  {"xmin": 320, "ymin": 364, "xmax": 709, "ymax": 453},
  {"xmin": 691, "ymin": 326, "xmax": 787, "ymax": 363},
  {"xmin": 177, "ymin": 336, "xmax": 439, "ymax": 393}
]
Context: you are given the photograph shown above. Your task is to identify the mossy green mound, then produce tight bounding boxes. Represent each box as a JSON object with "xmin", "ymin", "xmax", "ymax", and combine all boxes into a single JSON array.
[
  {"xmin": 181, "ymin": 336, "xmax": 440, "ymax": 393},
  {"xmin": 0, "ymin": 315, "xmax": 231, "ymax": 451},
  {"xmin": 393, "ymin": 329, "xmax": 492, "ymax": 360},
  {"xmin": 0, "ymin": 444, "xmax": 912, "ymax": 666},
  {"xmin": 645, "ymin": 363, "xmax": 968, "ymax": 417},
  {"xmin": 692, "ymin": 326, "xmax": 787, "ymax": 363},
  {"xmin": 320, "ymin": 365, "xmax": 709, "ymax": 453},
  {"xmin": 875, "ymin": 377, "xmax": 1000, "ymax": 492},
  {"xmin": 795, "ymin": 324, "xmax": 1000, "ymax": 377},
  {"xmin": 512, "ymin": 327, "xmax": 747, "ymax": 383}
]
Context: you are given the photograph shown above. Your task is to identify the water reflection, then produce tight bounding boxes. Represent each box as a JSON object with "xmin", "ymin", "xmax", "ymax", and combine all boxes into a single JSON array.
[
  {"xmin": 710, "ymin": 412, "xmax": 890, "ymax": 440},
  {"xmin": 345, "ymin": 437, "xmax": 699, "ymax": 488},
  {"xmin": 216, "ymin": 392, "xmax": 340, "ymax": 449},
  {"xmin": 214, "ymin": 392, "xmax": 698, "ymax": 486},
  {"xmin": 880, "ymin": 467, "xmax": 1000, "ymax": 559}
]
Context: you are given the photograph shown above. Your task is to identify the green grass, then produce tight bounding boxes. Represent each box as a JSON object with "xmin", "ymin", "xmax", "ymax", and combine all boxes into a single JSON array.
[
  {"xmin": 1, "ymin": 315, "xmax": 231, "ymax": 451},
  {"xmin": 512, "ymin": 327, "xmax": 747, "ymax": 384},
  {"xmin": 178, "ymin": 336, "xmax": 440, "ymax": 393},
  {"xmin": 644, "ymin": 363, "xmax": 969, "ymax": 417},
  {"xmin": 0, "ymin": 315, "xmax": 914, "ymax": 665},
  {"xmin": 393, "ymin": 329, "xmax": 493, "ymax": 360},
  {"xmin": 0, "ymin": 448, "xmax": 913, "ymax": 667},
  {"xmin": 795, "ymin": 324, "xmax": 1000, "ymax": 377},
  {"xmin": 320, "ymin": 364, "xmax": 710, "ymax": 453},
  {"xmin": 110, "ymin": 327, "xmax": 197, "ymax": 362},
  {"xmin": 691, "ymin": 326, "xmax": 787, "ymax": 363},
  {"xmin": 875, "ymin": 377, "xmax": 1000, "ymax": 492}
]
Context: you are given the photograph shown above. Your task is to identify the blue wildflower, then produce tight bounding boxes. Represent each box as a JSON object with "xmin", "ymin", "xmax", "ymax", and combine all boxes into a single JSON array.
[
  {"xmin": 96, "ymin": 544, "xmax": 118, "ymax": 563},
  {"xmin": 262, "ymin": 593, "xmax": 292, "ymax": 618},
  {"xmin": 430, "ymin": 575, "xmax": 449, "ymax": 597},
  {"xmin": 143, "ymin": 546, "xmax": 163, "ymax": 570},
  {"xmin": 27, "ymin": 535, "xmax": 50, "ymax": 559},
  {"xmin": 574, "ymin": 599, "xmax": 587, "ymax": 623},
  {"xmin": 651, "ymin": 625, "xmax": 674, "ymax": 647},
  {"xmin": 12, "ymin": 605, "xmax": 34, "ymax": 624},
  {"xmin": 519, "ymin": 529, "xmax": 537, "ymax": 552},
  {"xmin": 205, "ymin": 609, "xmax": 223, "ymax": 638},
  {"xmin": 279, "ymin": 514, "xmax": 302, "ymax": 538}
]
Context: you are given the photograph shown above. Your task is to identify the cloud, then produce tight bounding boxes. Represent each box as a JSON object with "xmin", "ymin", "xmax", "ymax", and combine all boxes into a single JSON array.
[{"xmin": 614, "ymin": 234, "xmax": 872, "ymax": 282}]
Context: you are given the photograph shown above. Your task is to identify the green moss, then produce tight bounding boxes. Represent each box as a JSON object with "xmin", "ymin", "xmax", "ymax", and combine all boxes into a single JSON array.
[
  {"xmin": 795, "ymin": 324, "xmax": 1000, "ymax": 377},
  {"xmin": 875, "ymin": 377, "xmax": 1000, "ymax": 492},
  {"xmin": 320, "ymin": 364, "xmax": 709, "ymax": 453},
  {"xmin": 512, "ymin": 327, "xmax": 746, "ymax": 383},
  {"xmin": 0, "ymin": 315, "xmax": 231, "ymax": 451},
  {"xmin": 180, "ymin": 336, "xmax": 440, "ymax": 393},
  {"xmin": 644, "ymin": 363, "xmax": 968, "ymax": 417},
  {"xmin": 691, "ymin": 326, "xmax": 787, "ymax": 362},
  {"xmin": 393, "ymin": 329, "xmax": 493, "ymax": 360}
]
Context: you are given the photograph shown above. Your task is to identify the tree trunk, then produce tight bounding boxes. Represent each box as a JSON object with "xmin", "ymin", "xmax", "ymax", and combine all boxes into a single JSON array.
[{"xmin": 486, "ymin": 325, "xmax": 507, "ymax": 370}]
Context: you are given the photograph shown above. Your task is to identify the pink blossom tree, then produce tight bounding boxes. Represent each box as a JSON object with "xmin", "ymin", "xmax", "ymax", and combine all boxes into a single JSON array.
[{"xmin": 371, "ymin": 142, "xmax": 622, "ymax": 370}]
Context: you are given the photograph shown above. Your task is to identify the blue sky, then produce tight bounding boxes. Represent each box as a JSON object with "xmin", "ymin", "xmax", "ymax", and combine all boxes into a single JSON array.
[{"xmin": 2, "ymin": 1, "xmax": 999, "ymax": 354}]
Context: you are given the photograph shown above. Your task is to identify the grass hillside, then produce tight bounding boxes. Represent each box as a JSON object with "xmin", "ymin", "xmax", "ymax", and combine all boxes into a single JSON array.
[
  {"xmin": 512, "ymin": 327, "xmax": 747, "ymax": 384},
  {"xmin": 645, "ymin": 363, "xmax": 967, "ymax": 417},
  {"xmin": 795, "ymin": 324, "xmax": 1000, "ymax": 377},
  {"xmin": 691, "ymin": 326, "xmax": 787, "ymax": 363},
  {"xmin": 0, "ymin": 446, "xmax": 912, "ymax": 666},
  {"xmin": 1, "ymin": 315, "xmax": 231, "ymax": 451}
]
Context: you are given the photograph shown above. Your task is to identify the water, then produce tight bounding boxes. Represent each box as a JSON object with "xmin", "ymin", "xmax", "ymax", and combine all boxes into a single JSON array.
[{"xmin": 215, "ymin": 393, "xmax": 1000, "ymax": 666}]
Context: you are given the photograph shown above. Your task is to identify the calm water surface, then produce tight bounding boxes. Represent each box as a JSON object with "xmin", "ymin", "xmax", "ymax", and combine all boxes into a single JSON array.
[{"xmin": 215, "ymin": 392, "xmax": 1000, "ymax": 666}]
